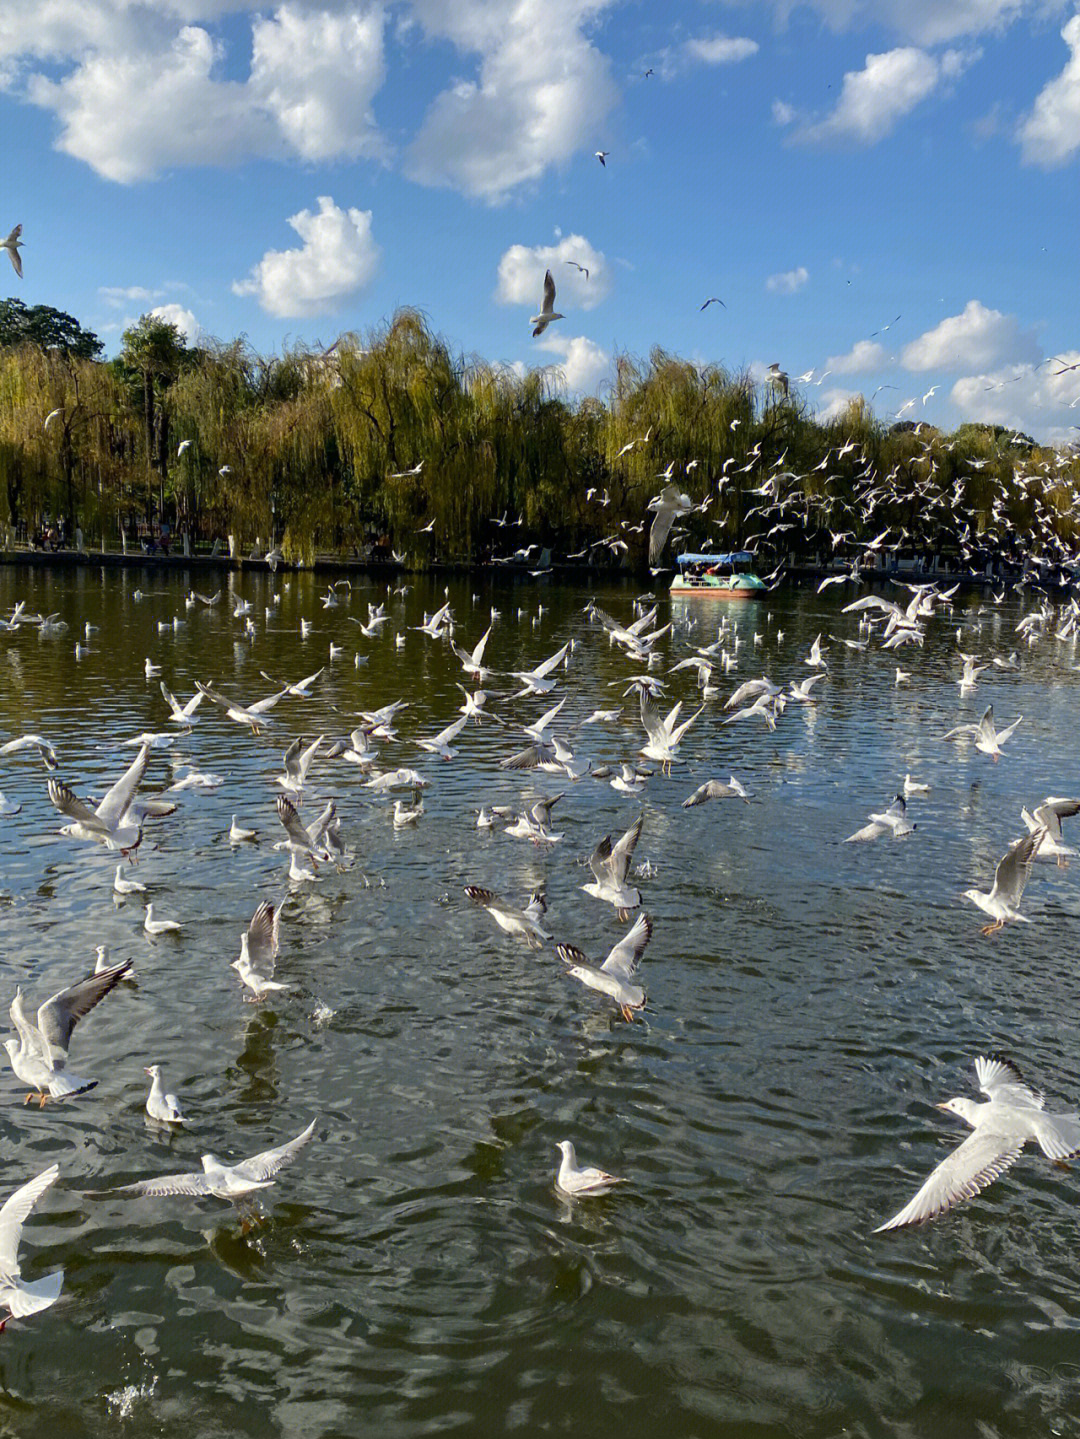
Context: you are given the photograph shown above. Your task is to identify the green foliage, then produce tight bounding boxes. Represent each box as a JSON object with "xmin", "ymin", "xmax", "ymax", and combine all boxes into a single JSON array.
[
  {"xmin": 0, "ymin": 305, "xmax": 1078, "ymax": 563},
  {"xmin": 0, "ymin": 299, "xmax": 103, "ymax": 359}
]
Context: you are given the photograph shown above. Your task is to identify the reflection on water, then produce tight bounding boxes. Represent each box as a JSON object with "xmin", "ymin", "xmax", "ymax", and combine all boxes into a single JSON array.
[{"xmin": 1, "ymin": 563, "xmax": 1079, "ymax": 1437}]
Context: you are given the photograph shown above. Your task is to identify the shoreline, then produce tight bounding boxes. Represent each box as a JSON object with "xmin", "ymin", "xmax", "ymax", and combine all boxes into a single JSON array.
[{"xmin": 0, "ymin": 544, "xmax": 1046, "ymax": 593}]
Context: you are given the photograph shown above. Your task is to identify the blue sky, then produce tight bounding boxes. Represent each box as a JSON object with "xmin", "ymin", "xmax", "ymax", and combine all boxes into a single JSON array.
[{"xmin": 3, "ymin": 0, "xmax": 1079, "ymax": 440}]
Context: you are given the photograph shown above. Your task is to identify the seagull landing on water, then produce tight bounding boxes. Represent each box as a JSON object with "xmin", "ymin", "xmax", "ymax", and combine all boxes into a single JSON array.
[
  {"xmin": 942, "ymin": 703, "xmax": 1023, "ymax": 761},
  {"xmin": 530, "ymin": 270, "xmax": 564, "ymax": 338},
  {"xmin": 963, "ymin": 830, "xmax": 1040, "ymax": 934},
  {"xmin": 876, "ymin": 1057, "xmax": 1080, "ymax": 1231},
  {"xmin": 100, "ymin": 1120, "xmax": 317, "ymax": 1226},
  {"xmin": 557, "ymin": 912, "xmax": 652, "ymax": 1022}
]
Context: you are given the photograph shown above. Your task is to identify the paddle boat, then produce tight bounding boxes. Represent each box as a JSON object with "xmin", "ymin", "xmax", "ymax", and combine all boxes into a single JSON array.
[{"xmin": 669, "ymin": 551, "xmax": 767, "ymax": 598}]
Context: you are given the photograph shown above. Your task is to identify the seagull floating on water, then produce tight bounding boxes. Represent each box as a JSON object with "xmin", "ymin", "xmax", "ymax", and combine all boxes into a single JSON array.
[{"xmin": 555, "ymin": 1141, "xmax": 626, "ymax": 1197}]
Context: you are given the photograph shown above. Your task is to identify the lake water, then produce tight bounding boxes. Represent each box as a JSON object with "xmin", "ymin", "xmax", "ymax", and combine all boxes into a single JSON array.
[{"xmin": 1, "ymin": 563, "xmax": 1079, "ymax": 1439}]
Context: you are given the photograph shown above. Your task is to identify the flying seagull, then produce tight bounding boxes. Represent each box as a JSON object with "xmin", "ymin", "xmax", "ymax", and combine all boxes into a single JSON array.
[
  {"xmin": 0, "ymin": 1166, "xmax": 64, "ymax": 1329},
  {"xmin": 232, "ymin": 900, "xmax": 288, "ymax": 1001},
  {"xmin": 557, "ymin": 912, "xmax": 653, "ymax": 1022},
  {"xmin": 963, "ymin": 830, "xmax": 1040, "ymax": 934},
  {"xmin": 464, "ymin": 885, "xmax": 550, "ymax": 950},
  {"xmin": 565, "ymin": 260, "xmax": 590, "ymax": 280},
  {"xmin": 595, "ymin": 151, "xmax": 609, "ymax": 166},
  {"xmin": 700, "ymin": 297, "xmax": 726, "ymax": 310},
  {"xmin": 1, "ymin": 225, "xmax": 23, "ymax": 279},
  {"xmin": 531, "ymin": 270, "xmax": 564, "ymax": 338},
  {"xmin": 101, "ymin": 1120, "xmax": 317, "ymax": 1222},
  {"xmin": 876, "ymin": 1057, "xmax": 1080, "ymax": 1230},
  {"xmin": 4, "ymin": 960, "xmax": 132, "ymax": 1103}
]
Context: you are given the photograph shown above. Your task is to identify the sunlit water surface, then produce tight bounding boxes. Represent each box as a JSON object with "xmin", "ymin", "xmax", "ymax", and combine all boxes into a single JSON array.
[{"xmin": 1, "ymin": 564, "xmax": 1079, "ymax": 1439}]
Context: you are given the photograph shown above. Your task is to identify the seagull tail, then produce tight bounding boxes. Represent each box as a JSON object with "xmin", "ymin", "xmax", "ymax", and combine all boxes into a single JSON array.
[
  {"xmin": 48, "ymin": 1074, "xmax": 98, "ymax": 1100},
  {"xmin": 1033, "ymin": 1114, "xmax": 1080, "ymax": 1161}
]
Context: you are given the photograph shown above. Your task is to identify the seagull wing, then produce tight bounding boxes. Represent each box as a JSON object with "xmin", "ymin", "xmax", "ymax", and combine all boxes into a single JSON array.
[
  {"xmin": 530, "ymin": 643, "xmax": 571, "ymax": 680},
  {"xmin": 940, "ymin": 722, "xmax": 980, "ymax": 742},
  {"xmin": 500, "ymin": 745, "xmax": 543, "ymax": 771},
  {"xmin": 874, "ymin": 1125, "xmax": 1026, "ymax": 1230},
  {"xmin": 975, "ymin": 1056, "xmax": 1044, "ymax": 1110},
  {"xmin": 639, "ymin": 692, "xmax": 667, "ymax": 747},
  {"xmin": 541, "ymin": 269, "xmax": 556, "ymax": 315},
  {"xmin": 0, "ymin": 1165, "xmax": 59, "ymax": 1272},
  {"xmin": 10, "ymin": 990, "xmax": 48, "ymax": 1060},
  {"xmin": 36, "ymin": 960, "xmax": 132, "ymax": 1055},
  {"xmin": 530, "ymin": 793, "xmax": 563, "ymax": 828},
  {"xmin": 246, "ymin": 901, "xmax": 280, "ymax": 975},
  {"xmin": 600, "ymin": 913, "xmax": 652, "ymax": 981},
  {"xmin": 610, "ymin": 815, "xmax": 644, "ymax": 884},
  {"xmin": 95, "ymin": 744, "xmax": 150, "ymax": 827},
  {"xmin": 231, "ymin": 1119, "xmax": 317, "ymax": 1183},
  {"xmin": 1032, "ymin": 796, "xmax": 1080, "ymax": 842},
  {"xmin": 110, "ymin": 1172, "xmax": 214, "ymax": 1198},
  {"xmin": 470, "ymin": 625, "xmax": 492, "ymax": 666},
  {"xmin": 159, "ymin": 682, "xmax": 183, "ymax": 719},
  {"xmin": 974, "ymin": 705, "xmax": 996, "ymax": 745},
  {"xmin": 647, "ymin": 501, "xmax": 679, "ymax": 566},
  {"xmin": 276, "ymin": 795, "xmax": 314, "ymax": 849},
  {"xmin": 47, "ymin": 780, "xmax": 110, "ymax": 832},
  {"xmin": 249, "ymin": 687, "xmax": 290, "ymax": 715},
  {"xmin": 989, "ymin": 831, "xmax": 1038, "ymax": 908},
  {"xmin": 430, "ymin": 715, "xmax": 469, "ymax": 749}
]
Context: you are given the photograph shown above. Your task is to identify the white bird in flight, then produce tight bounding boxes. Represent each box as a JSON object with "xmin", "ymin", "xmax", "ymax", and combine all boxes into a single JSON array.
[
  {"xmin": 557, "ymin": 912, "xmax": 652, "ymax": 1022},
  {"xmin": 530, "ymin": 270, "xmax": 564, "ymax": 338},
  {"xmin": 232, "ymin": 900, "xmax": 287, "ymax": 1001},
  {"xmin": 0, "ymin": 1165, "xmax": 65, "ymax": 1329},
  {"xmin": 103, "ymin": 1120, "xmax": 317, "ymax": 1219},
  {"xmin": 1, "ymin": 224, "xmax": 23, "ymax": 279},
  {"xmin": 4, "ymin": 960, "xmax": 132, "ymax": 1103},
  {"xmin": 962, "ymin": 830, "xmax": 1039, "ymax": 934},
  {"xmin": 876, "ymin": 1057, "xmax": 1080, "ymax": 1230}
]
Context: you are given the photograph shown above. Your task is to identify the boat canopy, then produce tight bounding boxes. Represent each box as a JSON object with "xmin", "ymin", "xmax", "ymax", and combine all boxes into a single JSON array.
[{"xmin": 675, "ymin": 552, "xmax": 754, "ymax": 566}]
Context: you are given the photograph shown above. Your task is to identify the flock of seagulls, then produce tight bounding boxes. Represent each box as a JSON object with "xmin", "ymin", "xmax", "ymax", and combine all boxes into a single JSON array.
[{"xmin": 1, "ymin": 549, "xmax": 1079, "ymax": 1336}]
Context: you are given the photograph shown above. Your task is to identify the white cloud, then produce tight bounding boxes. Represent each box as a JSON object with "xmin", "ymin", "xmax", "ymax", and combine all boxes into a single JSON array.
[
  {"xmin": 1018, "ymin": 14, "xmax": 1080, "ymax": 166},
  {"xmin": 901, "ymin": 300, "xmax": 1039, "ymax": 371},
  {"xmin": 796, "ymin": 45, "xmax": 976, "ymax": 144},
  {"xmin": 407, "ymin": 0, "xmax": 618, "ymax": 201},
  {"xmin": 232, "ymin": 196, "xmax": 380, "ymax": 318},
  {"xmin": 762, "ymin": 0, "xmax": 1038, "ymax": 46},
  {"xmin": 534, "ymin": 332, "xmax": 611, "ymax": 393},
  {"xmin": 814, "ymin": 386, "xmax": 863, "ymax": 421},
  {"xmin": 99, "ymin": 285, "xmax": 165, "ymax": 307},
  {"xmin": 950, "ymin": 352, "xmax": 1080, "ymax": 434},
  {"xmin": 772, "ymin": 99, "xmax": 796, "ymax": 125},
  {"xmin": 149, "ymin": 303, "xmax": 202, "ymax": 344},
  {"xmin": 824, "ymin": 339, "xmax": 889, "ymax": 374},
  {"xmin": 249, "ymin": 5, "xmax": 387, "ymax": 162},
  {"xmin": 684, "ymin": 34, "xmax": 759, "ymax": 65},
  {"xmin": 496, "ymin": 235, "xmax": 610, "ymax": 311},
  {"xmin": 766, "ymin": 265, "xmax": 808, "ymax": 294},
  {"xmin": 23, "ymin": 5, "xmax": 386, "ymax": 182}
]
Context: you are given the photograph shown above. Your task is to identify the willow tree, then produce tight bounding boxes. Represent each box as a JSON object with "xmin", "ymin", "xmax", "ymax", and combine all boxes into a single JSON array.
[{"xmin": 120, "ymin": 315, "xmax": 190, "ymax": 520}]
